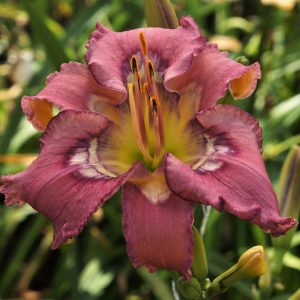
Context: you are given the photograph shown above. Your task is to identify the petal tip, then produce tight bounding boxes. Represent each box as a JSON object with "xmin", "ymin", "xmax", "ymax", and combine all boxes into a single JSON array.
[
  {"xmin": 0, "ymin": 175, "xmax": 25, "ymax": 206},
  {"xmin": 268, "ymin": 217, "xmax": 298, "ymax": 237},
  {"xmin": 230, "ymin": 62, "xmax": 261, "ymax": 99},
  {"xmin": 179, "ymin": 16, "xmax": 198, "ymax": 29}
]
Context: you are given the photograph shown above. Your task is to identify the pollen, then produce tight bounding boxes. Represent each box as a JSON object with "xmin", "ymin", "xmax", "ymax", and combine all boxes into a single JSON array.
[{"xmin": 139, "ymin": 32, "xmax": 148, "ymax": 56}]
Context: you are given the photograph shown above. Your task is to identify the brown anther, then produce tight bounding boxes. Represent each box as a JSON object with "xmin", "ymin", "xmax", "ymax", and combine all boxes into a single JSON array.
[
  {"xmin": 147, "ymin": 61, "xmax": 155, "ymax": 82},
  {"xmin": 139, "ymin": 32, "xmax": 148, "ymax": 56},
  {"xmin": 130, "ymin": 56, "xmax": 142, "ymax": 93},
  {"xmin": 130, "ymin": 55, "xmax": 139, "ymax": 73},
  {"xmin": 151, "ymin": 97, "xmax": 158, "ymax": 113}
]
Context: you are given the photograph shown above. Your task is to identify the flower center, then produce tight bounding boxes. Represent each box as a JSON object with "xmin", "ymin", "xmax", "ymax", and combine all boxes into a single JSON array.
[
  {"xmin": 75, "ymin": 34, "xmax": 225, "ymax": 178},
  {"xmin": 127, "ymin": 32, "xmax": 165, "ymax": 170}
]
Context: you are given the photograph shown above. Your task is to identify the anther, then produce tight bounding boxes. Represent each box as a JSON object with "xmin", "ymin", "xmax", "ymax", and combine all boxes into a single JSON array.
[
  {"xmin": 147, "ymin": 61, "xmax": 155, "ymax": 82},
  {"xmin": 130, "ymin": 55, "xmax": 139, "ymax": 73},
  {"xmin": 130, "ymin": 55, "xmax": 142, "ymax": 93},
  {"xmin": 139, "ymin": 32, "xmax": 148, "ymax": 56},
  {"xmin": 151, "ymin": 97, "xmax": 158, "ymax": 113}
]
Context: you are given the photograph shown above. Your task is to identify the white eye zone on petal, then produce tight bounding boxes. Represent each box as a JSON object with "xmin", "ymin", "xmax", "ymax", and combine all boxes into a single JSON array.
[
  {"xmin": 192, "ymin": 136, "xmax": 231, "ymax": 172},
  {"xmin": 198, "ymin": 160, "xmax": 223, "ymax": 172},
  {"xmin": 69, "ymin": 139, "xmax": 116, "ymax": 179}
]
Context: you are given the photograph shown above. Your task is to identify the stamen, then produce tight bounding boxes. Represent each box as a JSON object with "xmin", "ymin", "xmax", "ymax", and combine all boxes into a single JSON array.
[
  {"xmin": 128, "ymin": 83, "xmax": 151, "ymax": 163},
  {"xmin": 144, "ymin": 83, "xmax": 154, "ymax": 130},
  {"xmin": 130, "ymin": 55, "xmax": 138, "ymax": 73},
  {"xmin": 152, "ymin": 109, "xmax": 161, "ymax": 168},
  {"xmin": 146, "ymin": 61, "xmax": 160, "ymax": 108},
  {"xmin": 152, "ymin": 98, "xmax": 157, "ymax": 113},
  {"xmin": 133, "ymin": 86, "xmax": 149, "ymax": 154},
  {"xmin": 151, "ymin": 98, "xmax": 165, "ymax": 169},
  {"xmin": 151, "ymin": 97, "xmax": 165, "ymax": 151},
  {"xmin": 126, "ymin": 32, "xmax": 166, "ymax": 169},
  {"xmin": 147, "ymin": 60, "xmax": 155, "ymax": 83},
  {"xmin": 144, "ymin": 83, "xmax": 151, "ymax": 101},
  {"xmin": 139, "ymin": 32, "xmax": 148, "ymax": 56},
  {"xmin": 130, "ymin": 56, "xmax": 142, "ymax": 92}
]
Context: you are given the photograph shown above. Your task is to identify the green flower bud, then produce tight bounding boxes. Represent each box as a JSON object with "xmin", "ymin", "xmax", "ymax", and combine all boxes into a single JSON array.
[
  {"xmin": 192, "ymin": 226, "xmax": 208, "ymax": 281},
  {"xmin": 176, "ymin": 277, "xmax": 202, "ymax": 300},
  {"xmin": 144, "ymin": 0, "xmax": 179, "ymax": 29},
  {"xmin": 272, "ymin": 146, "xmax": 300, "ymax": 273},
  {"xmin": 208, "ymin": 246, "xmax": 267, "ymax": 297},
  {"xmin": 235, "ymin": 56, "xmax": 250, "ymax": 66}
]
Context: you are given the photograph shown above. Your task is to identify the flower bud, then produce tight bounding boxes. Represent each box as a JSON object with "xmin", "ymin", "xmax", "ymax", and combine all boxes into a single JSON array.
[
  {"xmin": 192, "ymin": 226, "xmax": 208, "ymax": 281},
  {"xmin": 144, "ymin": 0, "xmax": 179, "ymax": 29},
  {"xmin": 237, "ymin": 246, "xmax": 267, "ymax": 277},
  {"xmin": 235, "ymin": 56, "xmax": 250, "ymax": 66},
  {"xmin": 176, "ymin": 277, "xmax": 202, "ymax": 300},
  {"xmin": 208, "ymin": 246, "xmax": 267, "ymax": 297},
  {"xmin": 276, "ymin": 146, "xmax": 300, "ymax": 233},
  {"xmin": 272, "ymin": 146, "xmax": 300, "ymax": 273}
]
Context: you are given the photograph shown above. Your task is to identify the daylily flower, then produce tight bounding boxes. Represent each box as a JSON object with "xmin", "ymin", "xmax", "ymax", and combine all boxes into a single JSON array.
[{"xmin": 0, "ymin": 17, "xmax": 296, "ymax": 279}]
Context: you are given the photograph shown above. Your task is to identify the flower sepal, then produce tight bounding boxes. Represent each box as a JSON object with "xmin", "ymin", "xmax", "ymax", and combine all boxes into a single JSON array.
[{"xmin": 176, "ymin": 277, "xmax": 203, "ymax": 300}]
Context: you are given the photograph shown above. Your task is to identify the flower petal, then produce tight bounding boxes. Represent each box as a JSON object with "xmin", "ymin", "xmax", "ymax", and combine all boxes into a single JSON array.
[
  {"xmin": 0, "ymin": 110, "xmax": 140, "ymax": 248},
  {"xmin": 85, "ymin": 17, "xmax": 204, "ymax": 99},
  {"xmin": 122, "ymin": 183, "xmax": 194, "ymax": 278},
  {"xmin": 165, "ymin": 47, "xmax": 261, "ymax": 111},
  {"xmin": 22, "ymin": 62, "xmax": 122, "ymax": 131},
  {"xmin": 165, "ymin": 105, "xmax": 296, "ymax": 236},
  {"xmin": 229, "ymin": 62, "xmax": 261, "ymax": 99}
]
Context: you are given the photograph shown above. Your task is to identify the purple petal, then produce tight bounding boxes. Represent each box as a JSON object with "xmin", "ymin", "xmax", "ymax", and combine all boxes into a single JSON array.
[
  {"xmin": 165, "ymin": 48, "xmax": 261, "ymax": 111},
  {"xmin": 85, "ymin": 17, "xmax": 204, "ymax": 99},
  {"xmin": 165, "ymin": 105, "xmax": 296, "ymax": 236},
  {"xmin": 22, "ymin": 62, "xmax": 123, "ymax": 131},
  {"xmin": 122, "ymin": 183, "xmax": 194, "ymax": 279},
  {"xmin": 0, "ymin": 110, "xmax": 140, "ymax": 248}
]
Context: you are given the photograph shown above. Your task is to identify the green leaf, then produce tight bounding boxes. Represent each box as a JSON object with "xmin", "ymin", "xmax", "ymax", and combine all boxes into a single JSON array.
[
  {"xmin": 22, "ymin": 0, "xmax": 69, "ymax": 69},
  {"xmin": 0, "ymin": 215, "xmax": 46, "ymax": 294},
  {"xmin": 137, "ymin": 268, "xmax": 174, "ymax": 300}
]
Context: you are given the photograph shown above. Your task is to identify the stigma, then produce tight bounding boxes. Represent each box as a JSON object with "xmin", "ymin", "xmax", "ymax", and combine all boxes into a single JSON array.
[{"xmin": 128, "ymin": 32, "xmax": 165, "ymax": 169}]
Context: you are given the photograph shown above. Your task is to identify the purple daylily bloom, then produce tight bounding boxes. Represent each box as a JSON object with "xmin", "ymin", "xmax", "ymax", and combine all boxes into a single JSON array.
[{"xmin": 0, "ymin": 17, "xmax": 296, "ymax": 279}]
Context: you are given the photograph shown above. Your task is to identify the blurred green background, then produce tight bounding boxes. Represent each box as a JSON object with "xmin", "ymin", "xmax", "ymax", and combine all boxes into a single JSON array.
[{"xmin": 0, "ymin": 0, "xmax": 299, "ymax": 299}]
